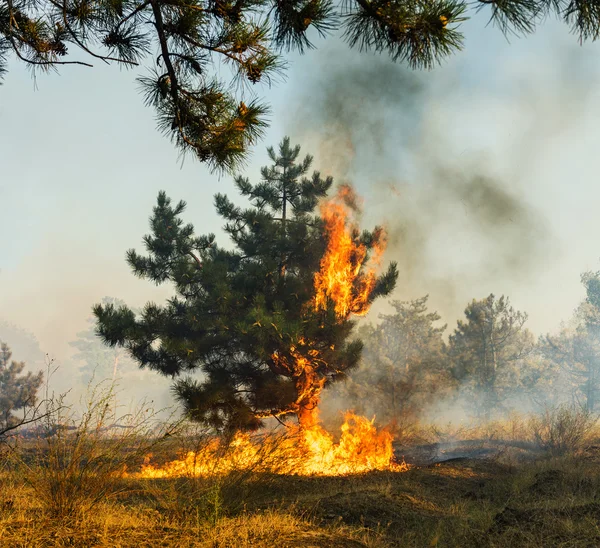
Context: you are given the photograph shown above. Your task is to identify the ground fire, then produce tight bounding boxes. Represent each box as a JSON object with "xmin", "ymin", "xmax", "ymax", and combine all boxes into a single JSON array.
[
  {"xmin": 138, "ymin": 412, "xmax": 408, "ymax": 478},
  {"xmin": 136, "ymin": 186, "xmax": 407, "ymax": 478}
]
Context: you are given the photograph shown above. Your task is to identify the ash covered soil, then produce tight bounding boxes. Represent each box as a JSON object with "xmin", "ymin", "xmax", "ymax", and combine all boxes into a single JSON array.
[{"xmin": 393, "ymin": 438, "xmax": 543, "ymax": 467}]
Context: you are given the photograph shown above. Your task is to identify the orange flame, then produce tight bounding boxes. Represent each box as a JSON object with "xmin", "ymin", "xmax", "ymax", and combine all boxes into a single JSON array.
[
  {"xmin": 135, "ymin": 412, "xmax": 408, "ymax": 478},
  {"xmin": 314, "ymin": 184, "xmax": 386, "ymax": 318}
]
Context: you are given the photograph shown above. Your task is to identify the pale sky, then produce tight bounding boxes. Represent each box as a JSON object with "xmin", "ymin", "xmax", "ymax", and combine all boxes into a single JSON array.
[{"xmin": 2, "ymin": 14, "xmax": 600, "ymax": 399}]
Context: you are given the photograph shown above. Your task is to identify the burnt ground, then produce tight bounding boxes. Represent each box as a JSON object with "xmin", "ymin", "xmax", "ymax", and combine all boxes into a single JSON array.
[{"xmin": 393, "ymin": 438, "xmax": 543, "ymax": 467}]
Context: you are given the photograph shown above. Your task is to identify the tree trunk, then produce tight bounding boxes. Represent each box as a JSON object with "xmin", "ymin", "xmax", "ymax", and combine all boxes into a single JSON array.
[
  {"xmin": 278, "ymin": 167, "xmax": 287, "ymax": 279},
  {"xmin": 112, "ymin": 353, "xmax": 119, "ymax": 380},
  {"xmin": 294, "ymin": 364, "xmax": 325, "ymax": 429},
  {"xmin": 488, "ymin": 337, "xmax": 498, "ymax": 420}
]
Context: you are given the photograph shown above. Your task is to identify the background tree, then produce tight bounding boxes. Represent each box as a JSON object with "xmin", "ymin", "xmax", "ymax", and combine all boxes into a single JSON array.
[
  {"xmin": 539, "ymin": 326, "xmax": 598, "ymax": 410},
  {"xmin": 342, "ymin": 295, "xmax": 450, "ymax": 427},
  {"xmin": 70, "ymin": 297, "xmax": 140, "ymax": 383},
  {"xmin": 540, "ymin": 270, "xmax": 600, "ymax": 411},
  {"xmin": 94, "ymin": 137, "xmax": 397, "ymax": 432},
  {"xmin": 578, "ymin": 269, "xmax": 600, "ymax": 410},
  {"xmin": 516, "ymin": 342, "xmax": 570, "ymax": 408},
  {"xmin": 2, "ymin": 0, "xmax": 598, "ymax": 170},
  {"xmin": 0, "ymin": 341, "xmax": 44, "ymax": 432},
  {"xmin": 449, "ymin": 294, "xmax": 534, "ymax": 419},
  {"xmin": 0, "ymin": 321, "xmax": 45, "ymax": 370}
]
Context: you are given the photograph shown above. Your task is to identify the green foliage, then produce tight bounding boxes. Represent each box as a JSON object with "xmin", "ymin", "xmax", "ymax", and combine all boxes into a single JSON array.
[
  {"xmin": 344, "ymin": 0, "xmax": 467, "ymax": 69},
  {"xmin": 0, "ymin": 342, "xmax": 43, "ymax": 430},
  {"xmin": 94, "ymin": 137, "xmax": 397, "ymax": 432},
  {"xmin": 517, "ymin": 346, "xmax": 571, "ymax": 408},
  {"xmin": 581, "ymin": 270, "xmax": 600, "ymax": 327},
  {"xmin": 476, "ymin": 0, "xmax": 540, "ymax": 35},
  {"xmin": 342, "ymin": 295, "xmax": 451, "ymax": 426},
  {"xmin": 2, "ymin": 0, "xmax": 597, "ymax": 167},
  {"xmin": 539, "ymin": 327, "xmax": 597, "ymax": 409},
  {"xmin": 449, "ymin": 294, "xmax": 534, "ymax": 418}
]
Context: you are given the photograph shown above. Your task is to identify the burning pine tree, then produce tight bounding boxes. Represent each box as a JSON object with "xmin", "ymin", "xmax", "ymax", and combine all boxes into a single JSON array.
[{"xmin": 94, "ymin": 137, "xmax": 397, "ymax": 436}]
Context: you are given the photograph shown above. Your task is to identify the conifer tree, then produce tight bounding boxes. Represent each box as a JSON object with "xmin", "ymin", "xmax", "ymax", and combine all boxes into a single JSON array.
[
  {"xmin": 343, "ymin": 296, "xmax": 450, "ymax": 425},
  {"xmin": 94, "ymin": 137, "xmax": 397, "ymax": 432},
  {"xmin": 2, "ymin": 0, "xmax": 597, "ymax": 170},
  {"xmin": 449, "ymin": 294, "xmax": 534, "ymax": 419},
  {"xmin": 577, "ymin": 270, "xmax": 600, "ymax": 409},
  {"xmin": 542, "ymin": 271, "xmax": 600, "ymax": 411},
  {"xmin": 0, "ymin": 342, "xmax": 44, "ymax": 430},
  {"xmin": 540, "ymin": 327, "xmax": 599, "ymax": 410}
]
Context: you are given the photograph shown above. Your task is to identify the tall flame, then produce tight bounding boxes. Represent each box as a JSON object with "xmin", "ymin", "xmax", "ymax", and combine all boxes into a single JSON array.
[{"xmin": 314, "ymin": 184, "xmax": 386, "ymax": 318}]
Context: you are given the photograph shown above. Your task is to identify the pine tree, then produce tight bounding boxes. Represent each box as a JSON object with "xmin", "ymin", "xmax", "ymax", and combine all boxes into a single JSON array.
[
  {"xmin": 94, "ymin": 137, "xmax": 397, "ymax": 432},
  {"xmin": 577, "ymin": 270, "xmax": 600, "ymax": 409},
  {"xmin": 540, "ymin": 327, "xmax": 598, "ymax": 409},
  {"xmin": 342, "ymin": 295, "xmax": 450, "ymax": 425},
  {"xmin": 0, "ymin": 321, "xmax": 45, "ymax": 368},
  {"xmin": 541, "ymin": 270, "xmax": 600, "ymax": 411},
  {"xmin": 1, "ymin": 0, "xmax": 597, "ymax": 170},
  {"xmin": 449, "ymin": 294, "xmax": 534, "ymax": 419},
  {"xmin": 0, "ymin": 342, "xmax": 44, "ymax": 430}
]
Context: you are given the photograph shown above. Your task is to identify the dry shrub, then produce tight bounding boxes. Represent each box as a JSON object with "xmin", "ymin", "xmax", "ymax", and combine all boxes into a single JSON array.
[
  {"xmin": 17, "ymin": 380, "xmax": 176, "ymax": 518},
  {"xmin": 458, "ymin": 412, "xmax": 530, "ymax": 442},
  {"xmin": 528, "ymin": 404, "xmax": 599, "ymax": 456},
  {"xmin": 385, "ymin": 416, "xmax": 432, "ymax": 446}
]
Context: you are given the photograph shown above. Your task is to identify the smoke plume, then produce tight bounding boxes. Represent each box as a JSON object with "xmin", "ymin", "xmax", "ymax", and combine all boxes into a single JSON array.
[{"xmin": 284, "ymin": 37, "xmax": 595, "ymax": 329}]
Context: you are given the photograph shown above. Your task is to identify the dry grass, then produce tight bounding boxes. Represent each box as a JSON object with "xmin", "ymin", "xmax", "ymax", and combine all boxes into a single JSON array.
[
  {"xmin": 3, "ymin": 451, "xmax": 600, "ymax": 547},
  {"xmin": 2, "ymin": 407, "xmax": 600, "ymax": 547},
  {"xmin": 8, "ymin": 382, "xmax": 176, "ymax": 520},
  {"xmin": 410, "ymin": 405, "xmax": 600, "ymax": 454},
  {"xmin": 0, "ymin": 473, "xmax": 385, "ymax": 547},
  {"xmin": 3, "ymin": 448, "xmax": 600, "ymax": 547}
]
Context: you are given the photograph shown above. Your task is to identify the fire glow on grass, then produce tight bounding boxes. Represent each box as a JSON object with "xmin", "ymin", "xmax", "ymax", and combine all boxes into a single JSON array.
[{"xmin": 137, "ymin": 186, "xmax": 407, "ymax": 478}]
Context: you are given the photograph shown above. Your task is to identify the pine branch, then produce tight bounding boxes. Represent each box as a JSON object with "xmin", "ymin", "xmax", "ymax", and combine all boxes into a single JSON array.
[
  {"xmin": 475, "ymin": 0, "xmax": 541, "ymax": 36},
  {"xmin": 47, "ymin": 0, "xmax": 139, "ymax": 66}
]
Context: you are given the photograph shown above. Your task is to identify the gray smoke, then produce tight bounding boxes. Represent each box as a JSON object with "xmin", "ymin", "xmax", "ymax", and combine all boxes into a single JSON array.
[
  {"xmin": 283, "ymin": 37, "xmax": 590, "ymax": 327},
  {"xmin": 286, "ymin": 33, "xmax": 599, "ymax": 427}
]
